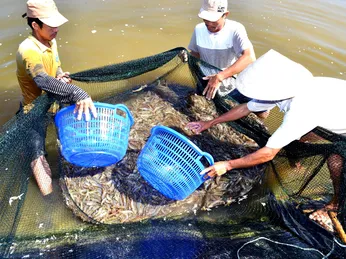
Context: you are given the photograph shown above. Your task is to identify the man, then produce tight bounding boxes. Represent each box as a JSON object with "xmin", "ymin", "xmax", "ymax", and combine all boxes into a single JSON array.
[
  {"xmin": 186, "ymin": 49, "xmax": 346, "ymax": 233},
  {"xmin": 187, "ymin": 0, "xmax": 256, "ymax": 101},
  {"xmin": 16, "ymin": 0, "xmax": 97, "ymax": 196}
]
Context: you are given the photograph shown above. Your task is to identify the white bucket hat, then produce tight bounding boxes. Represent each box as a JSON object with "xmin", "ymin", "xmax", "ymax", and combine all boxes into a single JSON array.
[
  {"xmin": 25, "ymin": 0, "xmax": 68, "ymax": 27},
  {"xmin": 198, "ymin": 0, "xmax": 228, "ymax": 22},
  {"xmin": 235, "ymin": 49, "xmax": 313, "ymax": 101}
]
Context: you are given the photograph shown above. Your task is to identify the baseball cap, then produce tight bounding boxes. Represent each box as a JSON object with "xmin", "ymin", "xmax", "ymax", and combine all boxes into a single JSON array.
[
  {"xmin": 23, "ymin": 0, "xmax": 68, "ymax": 27},
  {"xmin": 198, "ymin": 0, "xmax": 228, "ymax": 22},
  {"xmin": 235, "ymin": 49, "xmax": 313, "ymax": 101}
]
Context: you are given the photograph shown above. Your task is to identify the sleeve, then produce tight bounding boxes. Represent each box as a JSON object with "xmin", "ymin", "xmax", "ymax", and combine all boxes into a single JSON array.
[
  {"xmin": 187, "ymin": 28, "xmax": 198, "ymax": 53},
  {"xmin": 266, "ymin": 111, "xmax": 317, "ymax": 149},
  {"xmin": 21, "ymin": 48, "xmax": 89, "ymax": 103},
  {"xmin": 247, "ymin": 100, "xmax": 276, "ymax": 112},
  {"xmin": 22, "ymin": 48, "xmax": 47, "ymax": 78},
  {"xmin": 232, "ymin": 23, "xmax": 253, "ymax": 57},
  {"xmin": 33, "ymin": 72, "xmax": 89, "ymax": 103}
]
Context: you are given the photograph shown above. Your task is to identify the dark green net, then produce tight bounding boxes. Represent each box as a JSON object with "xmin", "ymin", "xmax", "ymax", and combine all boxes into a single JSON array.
[{"xmin": 1, "ymin": 47, "xmax": 345, "ymax": 258}]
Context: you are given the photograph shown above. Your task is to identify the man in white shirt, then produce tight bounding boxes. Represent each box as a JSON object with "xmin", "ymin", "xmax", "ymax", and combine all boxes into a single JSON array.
[
  {"xmin": 188, "ymin": 0, "xmax": 255, "ymax": 99},
  {"xmin": 186, "ymin": 49, "xmax": 346, "ymax": 233},
  {"xmin": 185, "ymin": 0, "xmax": 268, "ymax": 118}
]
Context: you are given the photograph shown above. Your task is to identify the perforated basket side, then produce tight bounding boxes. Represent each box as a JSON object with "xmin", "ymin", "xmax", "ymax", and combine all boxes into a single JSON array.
[
  {"xmin": 137, "ymin": 126, "xmax": 214, "ymax": 200},
  {"xmin": 55, "ymin": 103, "xmax": 134, "ymax": 167}
]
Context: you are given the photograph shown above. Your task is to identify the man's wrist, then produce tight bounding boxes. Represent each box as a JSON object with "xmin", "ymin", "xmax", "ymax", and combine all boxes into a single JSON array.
[
  {"xmin": 209, "ymin": 119, "xmax": 217, "ymax": 128},
  {"xmin": 216, "ymin": 73, "xmax": 225, "ymax": 82},
  {"xmin": 226, "ymin": 160, "xmax": 233, "ymax": 171},
  {"xmin": 72, "ymin": 89, "xmax": 89, "ymax": 103}
]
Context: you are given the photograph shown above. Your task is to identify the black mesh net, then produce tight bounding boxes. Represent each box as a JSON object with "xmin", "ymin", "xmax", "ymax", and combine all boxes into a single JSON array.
[{"xmin": 1, "ymin": 47, "xmax": 346, "ymax": 258}]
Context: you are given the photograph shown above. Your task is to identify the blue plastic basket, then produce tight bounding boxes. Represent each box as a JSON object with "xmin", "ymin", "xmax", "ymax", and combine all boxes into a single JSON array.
[
  {"xmin": 137, "ymin": 126, "xmax": 214, "ymax": 200},
  {"xmin": 55, "ymin": 102, "xmax": 134, "ymax": 167}
]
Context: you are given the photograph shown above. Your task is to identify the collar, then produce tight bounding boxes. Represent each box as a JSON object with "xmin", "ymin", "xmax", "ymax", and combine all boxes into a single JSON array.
[
  {"xmin": 207, "ymin": 19, "xmax": 228, "ymax": 36},
  {"xmin": 28, "ymin": 34, "xmax": 53, "ymax": 52}
]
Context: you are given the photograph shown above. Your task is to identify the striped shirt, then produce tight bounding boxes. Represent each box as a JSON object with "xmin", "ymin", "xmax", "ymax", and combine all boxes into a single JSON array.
[{"xmin": 34, "ymin": 72, "xmax": 89, "ymax": 103}]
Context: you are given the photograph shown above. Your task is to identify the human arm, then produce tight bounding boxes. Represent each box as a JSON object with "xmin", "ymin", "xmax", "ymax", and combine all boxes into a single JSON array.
[
  {"xmin": 18, "ymin": 41, "xmax": 97, "ymax": 120},
  {"xmin": 202, "ymin": 103, "xmax": 319, "ymax": 178},
  {"xmin": 178, "ymin": 27, "xmax": 201, "ymax": 63},
  {"xmin": 187, "ymin": 100, "xmax": 276, "ymax": 134},
  {"xmin": 216, "ymin": 48, "xmax": 255, "ymax": 83},
  {"xmin": 186, "ymin": 103, "xmax": 251, "ymax": 134},
  {"xmin": 56, "ymin": 66, "xmax": 72, "ymax": 84},
  {"xmin": 202, "ymin": 22, "xmax": 256, "ymax": 100},
  {"xmin": 33, "ymin": 72, "xmax": 96, "ymax": 120},
  {"xmin": 23, "ymin": 51, "xmax": 96, "ymax": 120},
  {"xmin": 203, "ymin": 47, "xmax": 256, "ymax": 100},
  {"xmin": 178, "ymin": 50, "xmax": 199, "ymax": 63},
  {"xmin": 200, "ymin": 146, "xmax": 281, "ymax": 178},
  {"xmin": 190, "ymin": 51, "xmax": 200, "ymax": 59},
  {"xmin": 184, "ymin": 26, "xmax": 201, "ymax": 60}
]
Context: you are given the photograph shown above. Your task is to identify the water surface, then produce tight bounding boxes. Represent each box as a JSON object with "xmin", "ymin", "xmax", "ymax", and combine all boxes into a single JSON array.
[{"xmin": 0, "ymin": 0, "xmax": 345, "ymax": 126}]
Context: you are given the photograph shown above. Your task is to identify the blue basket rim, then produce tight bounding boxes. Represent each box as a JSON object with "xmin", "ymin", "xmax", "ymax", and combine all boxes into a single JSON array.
[
  {"xmin": 55, "ymin": 102, "xmax": 134, "ymax": 126},
  {"xmin": 150, "ymin": 125, "xmax": 214, "ymax": 165}
]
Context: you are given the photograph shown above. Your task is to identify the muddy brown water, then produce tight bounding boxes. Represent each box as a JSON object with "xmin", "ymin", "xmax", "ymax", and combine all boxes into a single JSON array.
[{"xmin": 1, "ymin": 0, "xmax": 345, "ymax": 126}]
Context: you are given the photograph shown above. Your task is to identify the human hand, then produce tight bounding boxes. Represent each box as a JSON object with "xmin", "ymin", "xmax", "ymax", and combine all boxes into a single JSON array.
[
  {"xmin": 202, "ymin": 74, "xmax": 222, "ymax": 100},
  {"xmin": 73, "ymin": 97, "xmax": 97, "ymax": 121},
  {"xmin": 23, "ymin": 103, "xmax": 35, "ymax": 114},
  {"xmin": 47, "ymin": 101, "xmax": 60, "ymax": 115},
  {"xmin": 178, "ymin": 50, "xmax": 188, "ymax": 63},
  {"xmin": 186, "ymin": 121, "xmax": 211, "ymax": 134},
  {"xmin": 56, "ymin": 71, "xmax": 72, "ymax": 84},
  {"xmin": 200, "ymin": 161, "xmax": 231, "ymax": 178}
]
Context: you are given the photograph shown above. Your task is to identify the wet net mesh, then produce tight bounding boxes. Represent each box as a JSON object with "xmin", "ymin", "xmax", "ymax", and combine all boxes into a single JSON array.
[{"xmin": 1, "ymin": 47, "xmax": 346, "ymax": 258}]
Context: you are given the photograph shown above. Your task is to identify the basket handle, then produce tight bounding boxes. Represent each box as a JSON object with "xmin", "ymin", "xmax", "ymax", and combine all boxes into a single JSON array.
[
  {"xmin": 198, "ymin": 151, "xmax": 214, "ymax": 167},
  {"xmin": 198, "ymin": 151, "xmax": 214, "ymax": 181},
  {"xmin": 114, "ymin": 104, "xmax": 134, "ymax": 126},
  {"xmin": 151, "ymin": 125, "xmax": 214, "ymax": 166}
]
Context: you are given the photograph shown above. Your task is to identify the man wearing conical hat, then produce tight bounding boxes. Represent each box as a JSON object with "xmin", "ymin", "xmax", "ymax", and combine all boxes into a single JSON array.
[{"xmin": 186, "ymin": 49, "xmax": 346, "ymax": 233}]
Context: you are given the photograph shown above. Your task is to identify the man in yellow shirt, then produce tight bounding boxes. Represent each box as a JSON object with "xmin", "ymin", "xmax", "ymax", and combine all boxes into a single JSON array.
[{"xmin": 16, "ymin": 0, "xmax": 97, "ymax": 196}]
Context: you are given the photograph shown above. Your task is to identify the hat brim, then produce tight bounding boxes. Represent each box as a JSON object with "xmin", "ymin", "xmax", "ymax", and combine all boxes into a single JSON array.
[
  {"xmin": 198, "ymin": 10, "xmax": 224, "ymax": 22},
  {"xmin": 235, "ymin": 49, "xmax": 313, "ymax": 101},
  {"xmin": 39, "ymin": 12, "xmax": 68, "ymax": 27}
]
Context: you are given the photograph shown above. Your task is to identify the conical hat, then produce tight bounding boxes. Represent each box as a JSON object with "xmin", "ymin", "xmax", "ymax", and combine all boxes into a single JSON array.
[{"xmin": 235, "ymin": 49, "xmax": 313, "ymax": 101}]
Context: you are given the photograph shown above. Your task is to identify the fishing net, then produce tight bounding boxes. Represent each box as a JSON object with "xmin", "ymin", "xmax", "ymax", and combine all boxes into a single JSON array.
[{"xmin": 1, "ymin": 47, "xmax": 346, "ymax": 258}]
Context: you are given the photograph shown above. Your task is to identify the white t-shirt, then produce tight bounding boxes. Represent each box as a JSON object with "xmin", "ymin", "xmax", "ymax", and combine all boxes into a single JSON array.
[
  {"xmin": 246, "ymin": 77, "xmax": 346, "ymax": 149},
  {"xmin": 188, "ymin": 19, "xmax": 253, "ymax": 95}
]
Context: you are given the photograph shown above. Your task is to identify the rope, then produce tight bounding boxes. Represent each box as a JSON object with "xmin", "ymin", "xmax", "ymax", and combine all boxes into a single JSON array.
[{"xmin": 236, "ymin": 236, "xmax": 336, "ymax": 259}]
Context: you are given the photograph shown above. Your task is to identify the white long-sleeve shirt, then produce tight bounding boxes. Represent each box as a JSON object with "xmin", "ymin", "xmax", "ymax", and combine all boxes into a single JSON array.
[{"xmin": 247, "ymin": 77, "xmax": 346, "ymax": 148}]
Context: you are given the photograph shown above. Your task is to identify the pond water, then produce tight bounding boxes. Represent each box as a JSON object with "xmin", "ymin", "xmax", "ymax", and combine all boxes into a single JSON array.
[{"xmin": 0, "ymin": 0, "xmax": 345, "ymax": 125}]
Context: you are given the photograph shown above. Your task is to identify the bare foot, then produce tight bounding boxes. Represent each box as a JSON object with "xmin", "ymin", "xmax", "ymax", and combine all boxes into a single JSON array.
[
  {"xmin": 288, "ymin": 158, "xmax": 305, "ymax": 172},
  {"xmin": 294, "ymin": 161, "xmax": 303, "ymax": 171},
  {"xmin": 255, "ymin": 110, "xmax": 270, "ymax": 120},
  {"xmin": 309, "ymin": 208, "xmax": 335, "ymax": 233},
  {"xmin": 31, "ymin": 155, "xmax": 53, "ymax": 196}
]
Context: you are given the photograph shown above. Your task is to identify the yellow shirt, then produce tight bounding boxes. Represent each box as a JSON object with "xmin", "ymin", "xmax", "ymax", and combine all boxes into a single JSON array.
[{"xmin": 16, "ymin": 35, "xmax": 61, "ymax": 105}]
